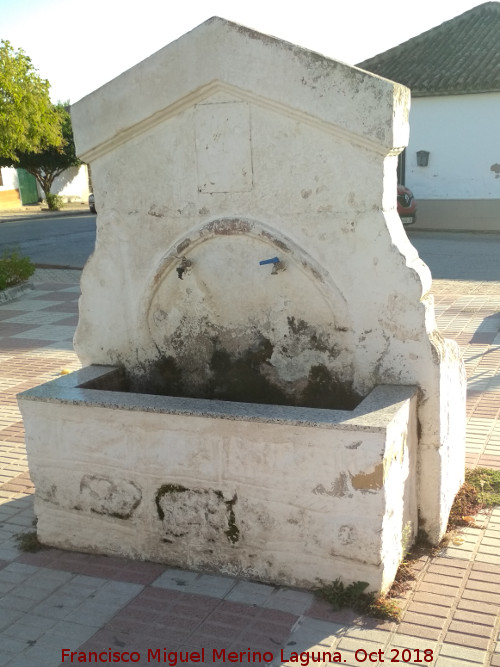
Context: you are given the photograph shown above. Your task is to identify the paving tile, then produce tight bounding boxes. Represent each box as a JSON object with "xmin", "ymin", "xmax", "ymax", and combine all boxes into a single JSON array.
[
  {"xmin": 336, "ymin": 636, "xmax": 384, "ymax": 653},
  {"xmin": 287, "ymin": 617, "xmax": 346, "ymax": 645},
  {"xmin": 448, "ymin": 618, "xmax": 494, "ymax": 638},
  {"xmin": 0, "ymin": 563, "xmax": 38, "ymax": 584},
  {"xmin": 461, "ymin": 588, "xmax": 500, "ymax": 605},
  {"xmin": 387, "ymin": 634, "xmax": 439, "ymax": 654},
  {"xmin": 170, "ymin": 594, "xmax": 221, "ymax": 617},
  {"xmin": 342, "ymin": 625, "xmax": 391, "ymax": 644},
  {"xmin": 421, "ymin": 572, "xmax": 463, "ymax": 588},
  {"xmin": 176, "ymin": 573, "xmax": 235, "ymax": 599},
  {"xmin": 151, "ymin": 568, "xmax": 202, "ymax": 591},
  {"xmin": 474, "ymin": 552, "xmax": 500, "ymax": 566},
  {"xmin": 396, "ymin": 622, "xmax": 441, "ymax": 641},
  {"xmin": 444, "ymin": 631, "xmax": 490, "ymax": 650},
  {"xmin": 438, "ymin": 643, "xmax": 487, "ymax": 664},
  {"xmin": 427, "ymin": 561, "xmax": 467, "ymax": 576},
  {"xmin": 306, "ymin": 598, "xmax": 363, "ymax": 624},
  {"xmin": 402, "ymin": 589, "xmax": 455, "ymax": 611},
  {"xmin": 225, "ymin": 580, "xmax": 275, "ymax": 605},
  {"xmin": 453, "ymin": 608, "xmax": 497, "ymax": 626},
  {"xmin": 10, "ymin": 324, "xmax": 75, "ymax": 340},
  {"xmin": 434, "ymin": 658, "xmax": 482, "ymax": 667},
  {"xmin": 0, "ymin": 609, "xmax": 23, "ymax": 632},
  {"xmin": 249, "ymin": 611, "xmax": 300, "ymax": 635},
  {"xmin": 31, "ymin": 291, "xmax": 79, "ymax": 301},
  {"xmin": 405, "ymin": 600, "xmax": 449, "ymax": 618},
  {"xmin": 264, "ymin": 588, "xmax": 314, "ymax": 615},
  {"xmin": 0, "ymin": 635, "xmax": 31, "ymax": 657},
  {"xmin": 1, "ymin": 311, "xmax": 74, "ymax": 325},
  {"xmin": 416, "ymin": 581, "xmax": 460, "ymax": 597},
  {"xmin": 0, "ymin": 299, "xmax": 60, "ymax": 312},
  {"xmin": 400, "ymin": 610, "xmax": 446, "ymax": 630},
  {"xmin": 470, "ymin": 560, "xmax": 500, "ymax": 576},
  {"xmin": 465, "ymin": 578, "xmax": 500, "ymax": 594}
]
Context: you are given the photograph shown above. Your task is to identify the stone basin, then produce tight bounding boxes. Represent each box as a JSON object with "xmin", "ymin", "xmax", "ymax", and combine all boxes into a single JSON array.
[{"xmin": 19, "ymin": 365, "xmax": 418, "ymax": 593}]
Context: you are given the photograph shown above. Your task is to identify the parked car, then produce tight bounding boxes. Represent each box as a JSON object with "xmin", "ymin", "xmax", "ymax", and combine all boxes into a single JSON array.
[
  {"xmin": 89, "ymin": 193, "xmax": 96, "ymax": 214},
  {"xmin": 397, "ymin": 184, "xmax": 416, "ymax": 225}
]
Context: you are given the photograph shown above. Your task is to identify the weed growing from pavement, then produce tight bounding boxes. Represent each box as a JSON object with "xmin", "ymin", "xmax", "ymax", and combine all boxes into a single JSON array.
[
  {"xmin": 460, "ymin": 467, "xmax": 500, "ymax": 511},
  {"xmin": 15, "ymin": 531, "xmax": 43, "ymax": 552},
  {"xmin": 315, "ymin": 579, "xmax": 402, "ymax": 622}
]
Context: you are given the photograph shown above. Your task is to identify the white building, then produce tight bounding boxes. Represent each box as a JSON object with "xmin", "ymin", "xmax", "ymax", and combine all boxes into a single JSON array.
[
  {"xmin": 0, "ymin": 164, "xmax": 90, "ymax": 209},
  {"xmin": 0, "ymin": 167, "xmax": 23, "ymax": 208},
  {"xmin": 358, "ymin": 1, "xmax": 500, "ymax": 231}
]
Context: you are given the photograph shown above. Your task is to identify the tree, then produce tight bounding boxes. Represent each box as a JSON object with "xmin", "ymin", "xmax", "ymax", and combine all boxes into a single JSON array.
[
  {"xmin": 8, "ymin": 104, "xmax": 82, "ymax": 208},
  {"xmin": 0, "ymin": 40, "xmax": 63, "ymax": 160}
]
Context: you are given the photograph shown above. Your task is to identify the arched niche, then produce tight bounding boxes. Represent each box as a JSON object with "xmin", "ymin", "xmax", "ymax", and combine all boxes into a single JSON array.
[{"xmin": 136, "ymin": 218, "xmax": 360, "ymax": 409}]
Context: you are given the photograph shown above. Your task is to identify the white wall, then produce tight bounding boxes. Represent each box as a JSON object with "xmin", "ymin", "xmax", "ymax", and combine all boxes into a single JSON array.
[
  {"xmin": 406, "ymin": 93, "xmax": 500, "ymax": 200},
  {"xmin": 0, "ymin": 164, "xmax": 89, "ymax": 202},
  {"xmin": 50, "ymin": 164, "xmax": 90, "ymax": 202},
  {"xmin": 0, "ymin": 168, "xmax": 19, "ymax": 191}
]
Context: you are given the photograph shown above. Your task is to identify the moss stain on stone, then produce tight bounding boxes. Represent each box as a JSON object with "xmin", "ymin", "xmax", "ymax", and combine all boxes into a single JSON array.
[
  {"xmin": 155, "ymin": 485, "xmax": 239, "ymax": 544},
  {"xmin": 208, "ymin": 338, "xmax": 289, "ymax": 406},
  {"xmin": 301, "ymin": 364, "xmax": 360, "ymax": 410},
  {"xmin": 155, "ymin": 483, "xmax": 188, "ymax": 521},
  {"xmin": 112, "ymin": 319, "xmax": 362, "ymax": 410},
  {"xmin": 223, "ymin": 494, "xmax": 239, "ymax": 544}
]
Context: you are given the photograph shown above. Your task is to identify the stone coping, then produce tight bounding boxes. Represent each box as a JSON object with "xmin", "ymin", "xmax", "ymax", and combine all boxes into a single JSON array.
[
  {"xmin": 0, "ymin": 281, "xmax": 34, "ymax": 304},
  {"xmin": 18, "ymin": 364, "xmax": 417, "ymax": 432}
]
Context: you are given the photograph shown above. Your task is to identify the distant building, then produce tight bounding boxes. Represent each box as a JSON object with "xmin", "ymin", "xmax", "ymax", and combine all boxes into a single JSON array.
[
  {"xmin": 357, "ymin": 2, "xmax": 500, "ymax": 231},
  {"xmin": 0, "ymin": 164, "xmax": 90, "ymax": 210}
]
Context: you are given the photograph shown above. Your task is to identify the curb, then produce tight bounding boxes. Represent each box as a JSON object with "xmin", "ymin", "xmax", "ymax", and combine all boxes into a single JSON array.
[
  {"xmin": 0, "ymin": 208, "xmax": 91, "ymax": 223},
  {"xmin": 0, "ymin": 280, "xmax": 34, "ymax": 304}
]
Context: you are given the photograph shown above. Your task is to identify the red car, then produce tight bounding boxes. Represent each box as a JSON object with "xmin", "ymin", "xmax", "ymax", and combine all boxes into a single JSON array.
[{"xmin": 397, "ymin": 184, "xmax": 416, "ymax": 225}]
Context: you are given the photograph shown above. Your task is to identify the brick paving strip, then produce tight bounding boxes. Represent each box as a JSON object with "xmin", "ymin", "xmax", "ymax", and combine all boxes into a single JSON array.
[{"xmin": 0, "ymin": 273, "xmax": 498, "ymax": 666}]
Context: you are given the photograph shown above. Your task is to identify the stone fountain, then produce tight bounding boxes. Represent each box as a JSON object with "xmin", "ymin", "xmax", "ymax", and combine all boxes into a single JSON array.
[{"xmin": 18, "ymin": 18, "xmax": 466, "ymax": 593}]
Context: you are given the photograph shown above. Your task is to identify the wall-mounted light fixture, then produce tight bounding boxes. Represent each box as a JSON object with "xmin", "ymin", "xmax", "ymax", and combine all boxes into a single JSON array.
[{"xmin": 416, "ymin": 150, "xmax": 430, "ymax": 167}]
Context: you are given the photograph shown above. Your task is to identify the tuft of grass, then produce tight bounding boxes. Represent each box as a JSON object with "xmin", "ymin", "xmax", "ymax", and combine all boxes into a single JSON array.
[
  {"xmin": 465, "ymin": 467, "xmax": 500, "ymax": 506},
  {"xmin": 314, "ymin": 579, "xmax": 402, "ymax": 622},
  {"xmin": 448, "ymin": 467, "xmax": 500, "ymax": 528},
  {"xmin": 368, "ymin": 595, "xmax": 402, "ymax": 622},
  {"xmin": 15, "ymin": 531, "xmax": 43, "ymax": 552}
]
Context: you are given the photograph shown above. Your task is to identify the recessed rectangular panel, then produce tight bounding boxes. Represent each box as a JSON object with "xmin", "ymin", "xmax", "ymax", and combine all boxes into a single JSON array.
[{"xmin": 196, "ymin": 101, "xmax": 253, "ymax": 193}]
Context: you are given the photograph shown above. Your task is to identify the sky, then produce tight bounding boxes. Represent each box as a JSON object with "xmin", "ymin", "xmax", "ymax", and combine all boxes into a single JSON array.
[{"xmin": 0, "ymin": 0, "xmax": 494, "ymax": 104}]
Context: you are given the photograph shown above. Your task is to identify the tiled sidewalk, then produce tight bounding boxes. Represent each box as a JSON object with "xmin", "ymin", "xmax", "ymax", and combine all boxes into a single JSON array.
[
  {"xmin": 433, "ymin": 280, "xmax": 500, "ymax": 470},
  {"xmin": 0, "ymin": 272, "xmax": 499, "ymax": 666}
]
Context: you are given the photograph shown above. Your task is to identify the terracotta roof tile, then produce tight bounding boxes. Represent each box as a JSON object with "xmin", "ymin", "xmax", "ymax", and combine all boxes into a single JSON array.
[{"xmin": 357, "ymin": 2, "xmax": 500, "ymax": 96}]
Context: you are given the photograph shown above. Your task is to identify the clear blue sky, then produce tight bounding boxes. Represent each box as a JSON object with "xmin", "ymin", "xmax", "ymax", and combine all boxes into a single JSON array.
[{"xmin": 0, "ymin": 0, "xmax": 493, "ymax": 104}]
